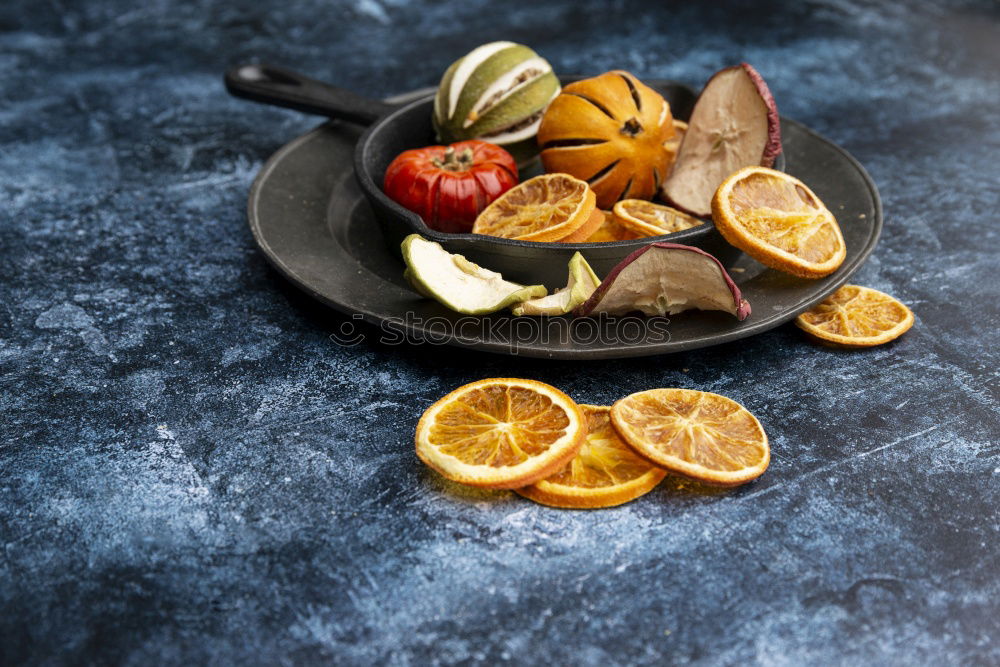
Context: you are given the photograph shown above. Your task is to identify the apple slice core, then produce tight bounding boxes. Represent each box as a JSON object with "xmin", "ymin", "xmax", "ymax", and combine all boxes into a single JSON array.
[{"xmin": 661, "ymin": 63, "xmax": 780, "ymax": 217}]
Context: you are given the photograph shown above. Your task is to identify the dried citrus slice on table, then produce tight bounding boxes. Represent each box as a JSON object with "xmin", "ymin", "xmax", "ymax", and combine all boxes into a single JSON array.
[
  {"xmin": 611, "ymin": 389, "xmax": 769, "ymax": 486},
  {"xmin": 795, "ymin": 285, "xmax": 914, "ymax": 347},
  {"xmin": 612, "ymin": 199, "xmax": 704, "ymax": 237},
  {"xmin": 415, "ymin": 378, "xmax": 586, "ymax": 489},
  {"xmin": 516, "ymin": 405, "xmax": 668, "ymax": 509},
  {"xmin": 712, "ymin": 166, "xmax": 846, "ymax": 278},
  {"xmin": 472, "ymin": 174, "xmax": 596, "ymax": 241}
]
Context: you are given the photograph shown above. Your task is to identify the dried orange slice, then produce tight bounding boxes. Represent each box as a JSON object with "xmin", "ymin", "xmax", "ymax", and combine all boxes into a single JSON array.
[
  {"xmin": 611, "ymin": 389, "xmax": 769, "ymax": 487},
  {"xmin": 712, "ymin": 166, "xmax": 846, "ymax": 278},
  {"xmin": 472, "ymin": 174, "xmax": 597, "ymax": 241},
  {"xmin": 795, "ymin": 285, "xmax": 914, "ymax": 347},
  {"xmin": 558, "ymin": 208, "xmax": 605, "ymax": 242},
  {"xmin": 583, "ymin": 211, "xmax": 639, "ymax": 242},
  {"xmin": 415, "ymin": 378, "xmax": 586, "ymax": 489},
  {"xmin": 516, "ymin": 405, "xmax": 667, "ymax": 508},
  {"xmin": 612, "ymin": 199, "xmax": 704, "ymax": 237}
]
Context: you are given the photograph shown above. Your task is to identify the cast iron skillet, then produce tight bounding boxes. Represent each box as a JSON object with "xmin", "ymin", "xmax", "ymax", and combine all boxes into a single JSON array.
[{"xmin": 225, "ymin": 64, "xmax": 783, "ymax": 286}]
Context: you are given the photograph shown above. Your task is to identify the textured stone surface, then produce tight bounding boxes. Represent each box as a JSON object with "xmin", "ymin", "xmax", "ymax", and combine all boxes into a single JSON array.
[{"xmin": 2, "ymin": 0, "xmax": 999, "ymax": 664}]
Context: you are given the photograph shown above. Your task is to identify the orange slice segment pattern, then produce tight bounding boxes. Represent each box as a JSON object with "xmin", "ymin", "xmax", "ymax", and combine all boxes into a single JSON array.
[
  {"xmin": 611, "ymin": 388, "xmax": 768, "ymax": 487},
  {"xmin": 472, "ymin": 174, "xmax": 596, "ymax": 242},
  {"xmin": 613, "ymin": 199, "xmax": 705, "ymax": 237},
  {"xmin": 712, "ymin": 166, "xmax": 846, "ymax": 278},
  {"xmin": 517, "ymin": 405, "xmax": 667, "ymax": 508},
  {"xmin": 795, "ymin": 285, "xmax": 914, "ymax": 347},
  {"xmin": 415, "ymin": 378, "xmax": 586, "ymax": 489}
]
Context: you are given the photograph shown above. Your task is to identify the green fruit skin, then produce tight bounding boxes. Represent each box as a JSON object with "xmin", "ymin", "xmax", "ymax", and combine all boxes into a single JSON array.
[
  {"xmin": 444, "ymin": 45, "xmax": 533, "ymax": 129},
  {"xmin": 433, "ymin": 59, "xmax": 460, "ymax": 129},
  {"xmin": 511, "ymin": 252, "xmax": 600, "ymax": 316},
  {"xmin": 465, "ymin": 73, "xmax": 559, "ymax": 138},
  {"xmin": 401, "ymin": 234, "xmax": 546, "ymax": 315},
  {"xmin": 432, "ymin": 43, "xmax": 557, "ymax": 147}
]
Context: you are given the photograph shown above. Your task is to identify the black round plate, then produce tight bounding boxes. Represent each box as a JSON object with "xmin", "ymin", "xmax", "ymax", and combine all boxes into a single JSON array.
[{"xmin": 247, "ymin": 87, "xmax": 881, "ymax": 359}]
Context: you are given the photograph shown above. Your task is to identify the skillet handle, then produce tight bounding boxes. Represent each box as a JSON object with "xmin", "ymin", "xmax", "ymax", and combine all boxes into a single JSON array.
[{"xmin": 224, "ymin": 63, "xmax": 398, "ymax": 125}]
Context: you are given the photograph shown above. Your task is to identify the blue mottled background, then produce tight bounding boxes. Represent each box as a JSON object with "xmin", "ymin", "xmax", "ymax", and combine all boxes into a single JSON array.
[{"xmin": 2, "ymin": 0, "xmax": 999, "ymax": 664}]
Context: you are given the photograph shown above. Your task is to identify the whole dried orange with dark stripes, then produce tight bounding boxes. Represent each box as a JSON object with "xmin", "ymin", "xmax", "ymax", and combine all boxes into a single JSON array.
[{"xmin": 537, "ymin": 70, "xmax": 676, "ymax": 209}]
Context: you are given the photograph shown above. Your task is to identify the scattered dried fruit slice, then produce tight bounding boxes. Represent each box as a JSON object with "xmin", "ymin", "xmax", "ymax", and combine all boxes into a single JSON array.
[
  {"xmin": 794, "ymin": 285, "xmax": 914, "ymax": 347},
  {"xmin": 712, "ymin": 166, "xmax": 846, "ymax": 278},
  {"xmin": 611, "ymin": 389, "xmax": 769, "ymax": 486},
  {"xmin": 472, "ymin": 173, "xmax": 596, "ymax": 241},
  {"xmin": 402, "ymin": 234, "xmax": 545, "ymax": 314},
  {"xmin": 583, "ymin": 211, "xmax": 640, "ymax": 242},
  {"xmin": 662, "ymin": 63, "xmax": 781, "ymax": 217},
  {"xmin": 415, "ymin": 378, "xmax": 586, "ymax": 489},
  {"xmin": 516, "ymin": 405, "xmax": 667, "ymax": 508},
  {"xmin": 575, "ymin": 242, "xmax": 751, "ymax": 320},
  {"xmin": 512, "ymin": 252, "xmax": 600, "ymax": 316},
  {"xmin": 612, "ymin": 199, "xmax": 704, "ymax": 237}
]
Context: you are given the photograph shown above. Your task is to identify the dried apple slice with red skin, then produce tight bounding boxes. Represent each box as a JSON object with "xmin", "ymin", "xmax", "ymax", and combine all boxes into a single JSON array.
[
  {"xmin": 661, "ymin": 63, "xmax": 781, "ymax": 217},
  {"xmin": 574, "ymin": 242, "xmax": 751, "ymax": 320}
]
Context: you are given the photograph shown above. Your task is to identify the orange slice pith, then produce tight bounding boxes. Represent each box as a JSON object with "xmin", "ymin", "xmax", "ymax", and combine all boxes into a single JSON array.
[
  {"xmin": 415, "ymin": 378, "xmax": 586, "ymax": 489},
  {"xmin": 613, "ymin": 199, "xmax": 705, "ymax": 237},
  {"xmin": 472, "ymin": 174, "xmax": 596, "ymax": 242},
  {"xmin": 795, "ymin": 285, "xmax": 914, "ymax": 348},
  {"xmin": 712, "ymin": 166, "xmax": 846, "ymax": 278},
  {"xmin": 516, "ymin": 405, "xmax": 668, "ymax": 509},
  {"xmin": 611, "ymin": 388, "xmax": 769, "ymax": 487}
]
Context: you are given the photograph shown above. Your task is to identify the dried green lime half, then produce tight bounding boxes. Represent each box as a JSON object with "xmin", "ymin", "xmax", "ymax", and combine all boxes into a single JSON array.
[{"xmin": 433, "ymin": 41, "xmax": 560, "ymax": 155}]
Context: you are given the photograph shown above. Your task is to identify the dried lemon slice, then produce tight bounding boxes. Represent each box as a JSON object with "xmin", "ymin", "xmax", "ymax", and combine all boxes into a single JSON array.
[
  {"xmin": 611, "ymin": 388, "xmax": 768, "ymax": 487},
  {"xmin": 472, "ymin": 174, "xmax": 596, "ymax": 241},
  {"xmin": 612, "ymin": 199, "xmax": 704, "ymax": 237},
  {"xmin": 712, "ymin": 166, "xmax": 846, "ymax": 278},
  {"xmin": 415, "ymin": 378, "xmax": 586, "ymax": 489},
  {"xmin": 516, "ymin": 405, "xmax": 667, "ymax": 508},
  {"xmin": 795, "ymin": 285, "xmax": 914, "ymax": 347}
]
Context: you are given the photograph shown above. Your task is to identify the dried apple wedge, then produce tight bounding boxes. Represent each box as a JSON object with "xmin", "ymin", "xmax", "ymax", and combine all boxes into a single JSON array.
[
  {"xmin": 574, "ymin": 242, "xmax": 751, "ymax": 320},
  {"xmin": 512, "ymin": 252, "xmax": 600, "ymax": 316},
  {"xmin": 402, "ymin": 234, "xmax": 546, "ymax": 314},
  {"xmin": 661, "ymin": 63, "xmax": 781, "ymax": 217}
]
